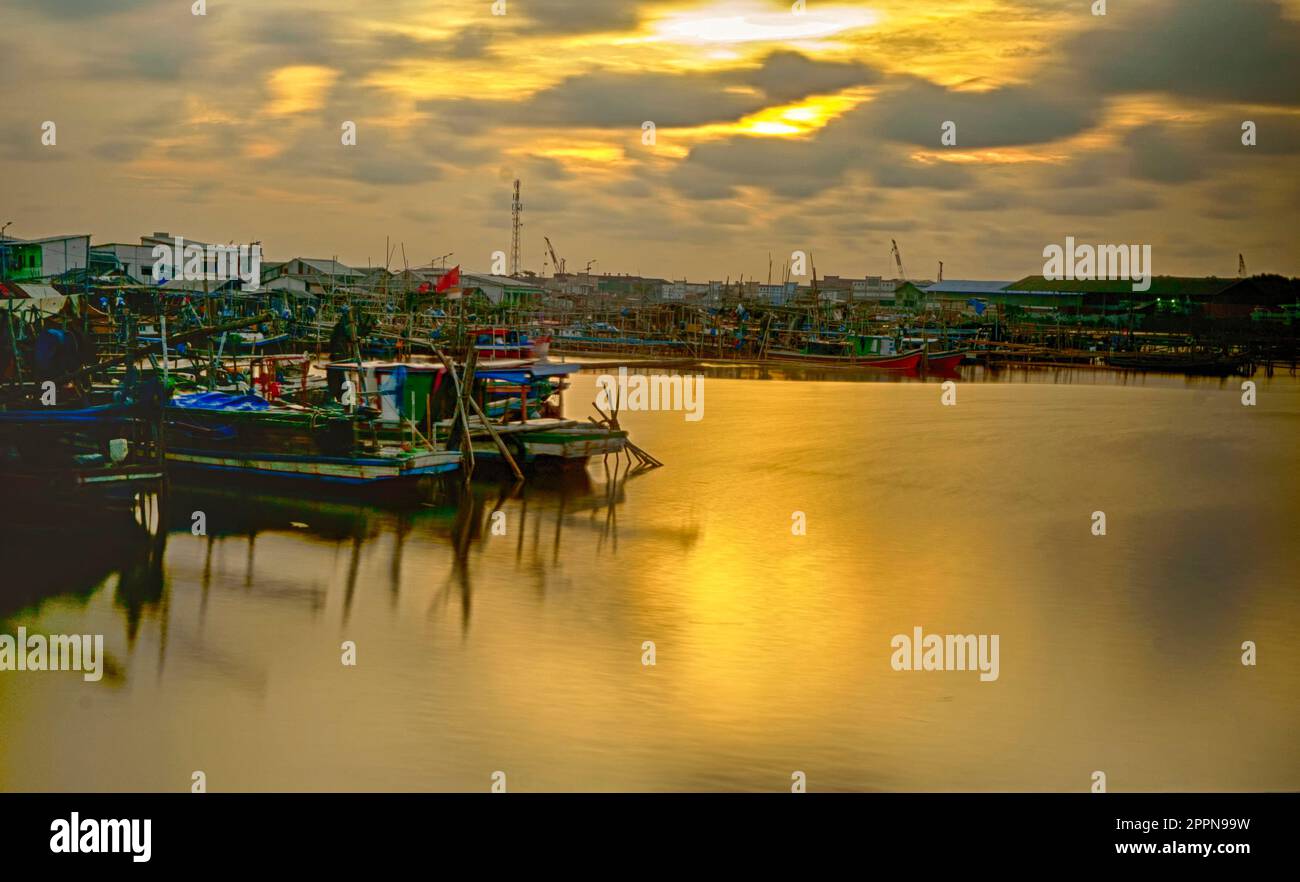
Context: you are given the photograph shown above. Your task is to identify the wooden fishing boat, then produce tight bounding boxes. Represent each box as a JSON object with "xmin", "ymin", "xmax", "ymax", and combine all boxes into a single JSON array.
[
  {"xmin": 764, "ymin": 347, "xmax": 925, "ymax": 371},
  {"xmin": 924, "ymin": 350, "xmax": 967, "ymax": 372},
  {"xmin": 0, "ymin": 399, "xmax": 165, "ymax": 506},
  {"xmin": 496, "ymin": 421, "xmax": 628, "ymax": 465},
  {"xmin": 1104, "ymin": 352, "xmax": 1249, "ymax": 376},
  {"xmin": 164, "ymin": 392, "xmax": 459, "ymax": 487},
  {"xmin": 471, "ymin": 362, "xmax": 626, "ymax": 468},
  {"xmin": 322, "ymin": 360, "xmax": 627, "ymax": 470},
  {"xmin": 469, "ymin": 327, "xmax": 551, "ymax": 361}
]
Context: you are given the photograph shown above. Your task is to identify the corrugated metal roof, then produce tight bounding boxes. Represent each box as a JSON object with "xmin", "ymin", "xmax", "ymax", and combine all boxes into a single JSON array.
[
  {"xmin": 1009, "ymin": 275, "xmax": 1236, "ymax": 296},
  {"xmin": 289, "ymin": 258, "xmax": 365, "ymax": 276},
  {"xmin": 5, "ymin": 234, "xmax": 90, "ymax": 245},
  {"xmin": 463, "ymin": 273, "xmax": 544, "ymax": 290},
  {"xmin": 923, "ymin": 280, "xmax": 1015, "ymax": 294},
  {"xmin": 0, "ymin": 282, "xmax": 61, "ymax": 298}
]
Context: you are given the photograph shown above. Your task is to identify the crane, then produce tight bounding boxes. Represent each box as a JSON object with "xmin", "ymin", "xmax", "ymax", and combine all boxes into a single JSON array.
[
  {"xmin": 890, "ymin": 239, "xmax": 907, "ymax": 281},
  {"xmin": 544, "ymin": 236, "xmax": 566, "ymax": 277}
]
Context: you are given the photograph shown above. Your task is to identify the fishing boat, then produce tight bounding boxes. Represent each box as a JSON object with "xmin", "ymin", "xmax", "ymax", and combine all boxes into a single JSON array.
[
  {"xmin": 765, "ymin": 346, "xmax": 926, "ymax": 371},
  {"xmin": 0, "ymin": 396, "xmax": 166, "ymax": 507},
  {"xmin": 924, "ymin": 350, "xmax": 967, "ymax": 372},
  {"xmin": 469, "ymin": 327, "xmax": 551, "ymax": 361},
  {"xmin": 322, "ymin": 360, "xmax": 628, "ymax": 470},
  {"xmin": 164, "ymin": 392, "xmax": 459, "ymax": 487},
  {"xmin": 1104, "ymin": 352, "xmax": 1249, "ymax": 376},
  {"xmin": 478, "ymin": 421, "xmax": 629, "ymax": 467},
  {"xmin": 471, "ymin": 362, "xmax": 627, "ymax": 468}
]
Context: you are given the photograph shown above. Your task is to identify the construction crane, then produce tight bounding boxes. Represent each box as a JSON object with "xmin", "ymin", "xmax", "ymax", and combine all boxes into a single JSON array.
[
  {"xmin": 890, "ymin": 239, "xmax": 907, "ymax": 281},
  {"xmin": 544, "ymin": 236, "xmax": 566, "ymax": 276}
]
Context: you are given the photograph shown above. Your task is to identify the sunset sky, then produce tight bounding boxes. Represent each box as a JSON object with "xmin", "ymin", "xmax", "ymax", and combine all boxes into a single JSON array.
[{"xmin": 2, "ymin": 0, "xmax": 1298, "ymax": 281}]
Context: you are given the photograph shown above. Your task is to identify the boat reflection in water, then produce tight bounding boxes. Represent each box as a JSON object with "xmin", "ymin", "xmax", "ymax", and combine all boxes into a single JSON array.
[
  {"xmin": 0, "ymin": 491, "xmax": 167, "ymax": 636},
  {"xmin": 8, "ymin": 367, "xmax": 1295, "ymax": 793},
  {"xmin": 0, "ymin": 459, "xmax": 659, "ymax": 658}
]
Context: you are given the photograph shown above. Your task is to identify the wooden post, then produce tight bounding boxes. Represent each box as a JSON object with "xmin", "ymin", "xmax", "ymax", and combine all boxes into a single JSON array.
[{"xmin": 466, "ymin": 393, "xmax": 524, "ymax": 482}]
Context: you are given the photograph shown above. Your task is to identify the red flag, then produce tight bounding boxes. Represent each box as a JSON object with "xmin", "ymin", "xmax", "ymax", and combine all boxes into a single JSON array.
[
  {"xmin": 417, "ymin": 282, "xmax": 430, "ymax": 294},
  {"xmin": 435, "ymin": 265, "xmax": 460, "ymax": 293}
]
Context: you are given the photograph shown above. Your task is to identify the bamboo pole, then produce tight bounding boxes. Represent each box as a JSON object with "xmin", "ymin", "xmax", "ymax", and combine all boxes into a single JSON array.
[
  {"xmin": 465, "ymin": 393, "xmax": 524, "ymax": 481},
  {"xmin": 50, "ymin": 310, "xmax": 274, "ymax": 388}
]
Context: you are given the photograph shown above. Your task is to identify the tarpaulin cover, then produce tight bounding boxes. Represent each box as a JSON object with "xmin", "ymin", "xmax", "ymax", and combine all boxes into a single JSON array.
[
  {"xmin": 477, "ymin": 363, "xmax": 581, "ymax": 384},
  {"xmin": 380, "ymin": 365, "xmax": 406, "ymax": 403},
  {"xmin": 169, "ymin": 392, "xmax": 271, "ymax": 411},
  {"xmin": 0, "ymin": 403, "xmax": 143, "ymax": 424}
]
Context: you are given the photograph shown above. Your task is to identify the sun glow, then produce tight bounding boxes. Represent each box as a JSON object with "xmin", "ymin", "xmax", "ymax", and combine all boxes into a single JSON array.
[
  {"xmin": 701, "ymin": 90, "xmax": 867, "ymax": 138},
  {"xmin": 649, "ymin": 2, "xmax": 879, "ymax": 45},
  {"xmin": 264, "ymin": 66, "xmax": 339, "ymax": 117}
]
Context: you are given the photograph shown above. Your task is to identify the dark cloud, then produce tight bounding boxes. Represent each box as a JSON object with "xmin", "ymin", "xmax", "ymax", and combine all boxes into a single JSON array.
[
  {"xmin": 742, "ymin": 51, "xmax": 881, "ymax": 103},
  {"xmin": 422, "ymin": 51, "xmax": 882, "ymax": 131},
  {"xmin": 240, "ymin": 9, "xmax": 343, "ymax": 66},
  {"xmin": 123, "ymin": 46, "xmax": 188, "ymax": 81},
  {"xmin": 857, "ymin": 76, "xmax": 1099, "ymax": 149},
  {"xmin": 1205, "ymin": 112, "xmax": 1300, "ymax": 156},
  {"xmin": 1028, "ymin": 188, "xmax": 1160, "ymax": 217},
  {"xmin": 1068, "ymin": 0, "xmax": 1300, "ymax": 106},
  {"xmin": 524, "ymin": 71, "xmax": 767, "ymax": 127},
  {"xmin": 1124, "ymin": 124, "xmax": 1203, "ymax": 184},
  {"xmin": 92, "ymin": 138, "xmax": 150, "ymax": 163},
  {"xmin": 513, "ymin": 0, "xmax": 641, "ymax": 35},
  {"xmin": 0, "ymin": 126, "xmax": 70, "ymax": 162},
  {"xmin": 11, "ymin": 0, "xmax": 162, "ymax": 17}
]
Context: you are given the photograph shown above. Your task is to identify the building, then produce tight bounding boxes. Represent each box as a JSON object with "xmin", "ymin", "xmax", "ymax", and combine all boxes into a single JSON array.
[
  {"xmin": 262, "ymin": 258, "xmax": 372, "ymax": 295},
  {"xmin": 1003, "ymin": 275, "xmax": 1299, "ymax": 318},
  {"xmin": 756, "ymin": 282, "xmax": 799, "ymax": 305},
  {"xmin": 596, "ymin": 274, "xmax": 669, "ymax": 301},
  {"xmin": 460, "ymin": 273, "xmax": 546, "ymax": 307},
  {"xmin": 659, "ymin": 280, "xmax": 688, "ymax": 302},
  {"xmin": 810, "ymin": 275, "xmax": 913, "ymax": 305},
  {"xmin": 93, "ymin": 232, "xmax": 267, "ymax": 289},
  {"xmin": 920, "ymin": 280, "xmax": 1018, "ymax": 315},
  {"xmin": 0, "ymin": 233, "xmax": 91, "ymax": 282},
  {"xmin": 0, "ymin": 280, "xmax": 80, "ymax": 317}
]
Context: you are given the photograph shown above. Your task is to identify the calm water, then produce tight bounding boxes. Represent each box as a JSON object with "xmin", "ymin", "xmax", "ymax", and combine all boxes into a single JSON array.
[{"xmin": 2, "ymin": 365, "xmax": 1298, "ymax": 791}]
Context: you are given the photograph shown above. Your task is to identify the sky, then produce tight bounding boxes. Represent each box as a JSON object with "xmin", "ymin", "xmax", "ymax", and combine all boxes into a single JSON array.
[{"xmin": 2, "ymin": 0, "xmax": 1298, "ymax": 282}]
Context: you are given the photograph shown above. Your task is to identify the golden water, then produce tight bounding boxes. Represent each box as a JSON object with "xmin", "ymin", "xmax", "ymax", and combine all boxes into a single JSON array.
[{"xmin": 2, "ymin": 366, "xmax": 1297, "ymax": 791}]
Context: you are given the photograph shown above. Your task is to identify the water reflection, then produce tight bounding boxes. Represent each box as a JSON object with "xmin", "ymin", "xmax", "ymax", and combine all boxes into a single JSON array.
[
  {"xmin": 1, "ymin": 459, "xmax": 661, "ymax": 659},
  {"xmin": 0, "ymin": 494, "xmax": 166, "ymax": 636},
  {"xmin": 2, "ymin": 367, "xmax": 1295, "ymax": 792}
]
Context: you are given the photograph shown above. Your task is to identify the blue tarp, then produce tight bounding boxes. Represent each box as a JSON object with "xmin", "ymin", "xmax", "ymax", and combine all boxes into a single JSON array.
[
  {"xmin": 0, "ymin": 403, "xmax": 144, "ymax": 424},
  {"xmin": 477, "ymin": 363, "xmax": 581, "ymax": 384},
  {"xmin": 380, "ymin": 366, "xmax": 406, "ymax": 404},
  {"xmin": 169, "ymin": 392, "xmax": 271, "ymax": 411}
]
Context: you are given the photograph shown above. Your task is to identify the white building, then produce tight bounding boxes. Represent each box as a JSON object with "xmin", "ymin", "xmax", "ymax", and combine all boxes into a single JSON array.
[
  {"xmin": 94, "ymin": 232, "xmax": 264, "ymax": 287},
  {"xmin": 659, "ymin": 280, "xmax": 688, "ymax": 301},
  {"xmin": 1, "ymin": 233, "xmax": 90, "ymax": 281}
]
